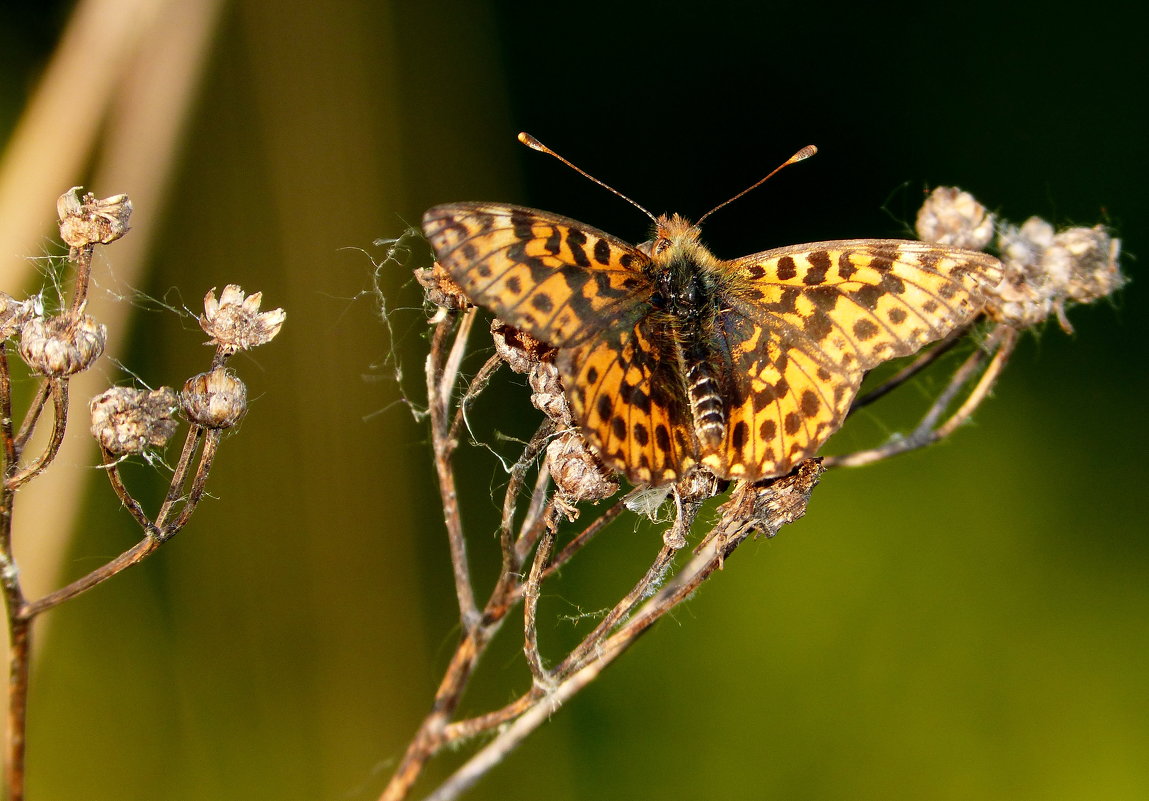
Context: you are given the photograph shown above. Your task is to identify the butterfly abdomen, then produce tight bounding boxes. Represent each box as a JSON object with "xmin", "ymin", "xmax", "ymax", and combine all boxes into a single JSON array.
[
  {"xmin": 685, "ymin": 357, "xmax": 726, "ymax": 448},
  {"xmin": 652, "ymin": 248, "xmax": 730, "ymax": 452}
]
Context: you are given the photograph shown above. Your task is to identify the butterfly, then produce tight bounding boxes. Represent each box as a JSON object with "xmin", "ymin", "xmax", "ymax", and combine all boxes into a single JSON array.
[{"xmin": 422, "ymin": 144, "xmax": 1002, "ymax": 487}]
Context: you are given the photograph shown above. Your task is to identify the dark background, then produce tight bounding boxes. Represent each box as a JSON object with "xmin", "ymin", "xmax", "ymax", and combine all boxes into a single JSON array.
[{"xmin": 1, "ymin": 1, "xmax": 1145, "ymax": 799}]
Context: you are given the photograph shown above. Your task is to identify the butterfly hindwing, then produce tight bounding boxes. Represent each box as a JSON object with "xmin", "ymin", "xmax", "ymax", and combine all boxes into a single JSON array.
[
  {"xmin": 700, "ymin": 307, "xmax": 857, "ymax": 479},
  {"xmin": 423, "ymin": 203, "xmax": 653, "ymax": 347},
  {"xmin": 558, "ymin": 316, "xmax": 697, "ymax": 485}
]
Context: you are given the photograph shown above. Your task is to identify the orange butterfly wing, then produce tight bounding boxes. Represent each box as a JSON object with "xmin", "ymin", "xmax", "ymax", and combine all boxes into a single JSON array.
[
  {"xmin": 424, "ymin": 203, "xmax": 696, "ymax": 483},
  {"xmin": 423, "ymin": 203, "xmax": 651, "ymax": 347},
  {"xmin": 558, "ymin": 315, "xmax": 697, "ymax": 485},
  {"xmin": 700, "ymin": 240, "xmax": 1003, "ymax": 479}
]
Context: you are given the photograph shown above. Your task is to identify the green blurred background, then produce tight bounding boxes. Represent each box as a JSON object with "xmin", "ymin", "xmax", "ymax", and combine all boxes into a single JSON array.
[{"xmin": 1, "ymin": 1, "xmax": 1146, "ymax": 799}]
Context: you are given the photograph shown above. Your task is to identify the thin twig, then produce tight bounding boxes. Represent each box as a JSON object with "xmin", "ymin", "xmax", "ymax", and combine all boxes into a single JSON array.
[
  {"xmin": 420, "ymin": 468, "xmax": 823, "ymax": 801},
  {"xmin": 379, "ymin": 588, "xmax": 513, "ymax": 801},
  {"xmin": 539, "ymin": 497, "xmax": 626, "ymax": 580},
  {"xmin": 7, "ymin": 380, "xmax": 69, "ymax": 490},
  {"xmin": 427, "ymin": 311, "xmax": 480, "ymax": 629},
  {"xmin": 162, "ymin": 429, "xmax": 221, "ymax": 537},
  {"xmin": 933, "ymin": 326, "xmax": 1017, "ymax": 439},
  {"xmin": 0, "ymin": 346, "xmax": 15, "ymax": 477},
  {"xmin": 500, "ymin": 421, "xmax": 554, "ymax": 570},
  {"xmin": 67, "ymin": 243, "xmax": 94, "ymax": 313},
  {"xmin": 553, "ymin": 542, "xmax": 678, "ymax": 678},
  {"xmin": 447, "ymin": 352, "xmax": 502, "ymax": 447},
  {"xmin": 4, "ymin": 617, "xmax": 30, "ymax": 801},
  {"xmin": 156, "ymin": 425, "xmax": 203, "ymax": 525},
  {"xmin": 441, "ymin": 688, "xmax": 545, "ymax": 743},
  {"xmin": 824, "ymin": 325, "xmax": 1017, "ymax": 469},
  {"xmin": 522, "ymin": 524, "xmax": 555, "ymax": 684},
  {"xmin": 439, "ymin": 309, "xmax": 476, "ymax": 413},
  {"xmin": 0, "ymin": 365, "xmax": 26, "ymax": 798},
  {"xmin": 13, "ymin": 382, "xmax": 49, "ymax": 453},
  {"xmin": 512, "ymin": 473, "xmax": 555, "ymax": 570},
  {"xmin": 21, "ymin": 537, "xmax": 160, "ymax": 618},
  {"xmin": 421, "ymin": 657, "xmax": 607, "ymax": 801},
  {"xmin": 100, "ymin": 452, "xmax": 157, "ymax": 534}
]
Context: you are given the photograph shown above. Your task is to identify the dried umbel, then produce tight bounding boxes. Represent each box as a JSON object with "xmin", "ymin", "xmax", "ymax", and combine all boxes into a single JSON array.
[
  {"xmin": 988, "ymin": 219, "xmax": 1124, "ymax": 331},
  {"xmin": 491, "ymin": 320, "xmax": 555, "ymax": 374},
  {"xmin": 18, "ymin": 313, "xmax": 106, "ymax": 376},
  {"xmin": 200, "ymin": 285, "xmax": 286, "ymax": 354},
  {"xmin": 90, "ymin": 387, "xmax": 179, "ymax": 456},
  {"xmin": 528, "ymin": 360, "xmax": 570, "ymax": 427},
  {"xmin": 547, "ymin": 429, "xmax": 618, "ymax": 506},
  {"xmin": 415, "ymin": 262, "xmax": 471, "ymax": 311},
  {"xmin": 676, "ymin": 467, "xmax": 722, "ymax": 505},
  {"xmin": 915, "ymin": 186, "xmax": 995, "ymax": 250},
  {"xmin": 181, "ymin": 368, "xmax": 247, "ymax": 429},
  {"xmin": 0, "ymin": 292, "xmax": 36, "ymax": 340},
  {"xmin": 57, "ymin": 188, "xmax": 132, "ymax": 247}
]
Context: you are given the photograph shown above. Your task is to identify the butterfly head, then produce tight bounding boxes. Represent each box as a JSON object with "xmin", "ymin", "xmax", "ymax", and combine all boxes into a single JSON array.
[{"xmin": 643, "ymin": 213, "xmax": 712, "ymax": 267}]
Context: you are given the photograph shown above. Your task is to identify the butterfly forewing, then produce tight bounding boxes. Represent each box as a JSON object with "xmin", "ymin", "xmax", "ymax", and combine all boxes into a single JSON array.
[{"xmin": 423, "ymin": 203, "xmax": 653, "ymax": 348}]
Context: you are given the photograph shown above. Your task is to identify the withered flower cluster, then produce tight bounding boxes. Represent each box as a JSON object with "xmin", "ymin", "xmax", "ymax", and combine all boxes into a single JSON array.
[
  {"xmin": 915, "ymin": 186, "xmax": 1124, "ymax": 332},
  {"xmin": 0, "ymin": 187, "xmax": 285, "ymax": 801}
]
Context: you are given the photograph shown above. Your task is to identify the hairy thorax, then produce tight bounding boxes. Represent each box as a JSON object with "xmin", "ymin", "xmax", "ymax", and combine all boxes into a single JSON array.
[{"xmin": 645, "ymin": 215, "xmax": 729, "ymax": 449}]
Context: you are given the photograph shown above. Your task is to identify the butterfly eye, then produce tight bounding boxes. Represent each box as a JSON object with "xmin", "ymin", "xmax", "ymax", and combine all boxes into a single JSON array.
[{"xmin": 653, "ymin": 238, "xmax": 672, "ymax": 255}]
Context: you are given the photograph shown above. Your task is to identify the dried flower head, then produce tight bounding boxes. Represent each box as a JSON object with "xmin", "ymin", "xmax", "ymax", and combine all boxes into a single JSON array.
[
  {"xmin": 705, "ymin": 458, "xmax": 824, "ymax": 542},
  {"xmin": 90, "ymin": 387, "xmax": 179, "ymax": 455},
  {"xmin": 18, "ymin": 313, "xmax": 106, "ymax": 376},
  {"xmin": 200, "ymin": 285, "xmax": 285, "ymax": 354},
  {"xmin": 57, "ymin": 188, "xmax": 132, "ymax": 247},
  {"xmin": 415, "ymin": 262, "xmax": 471, "ymax": 311},
  {"xmin": 676, "ymin": 467, "xmax": 723, "ymax": 504},
  {"xmin": 987, "ymin": 218, "xmax": 1124, "ymax": 331},
  {"xmin": 915, "ymin": 186, "xmax": 996, "ymax": 251},
  {"xmin": 547, "ymin": 429, "xmax": 619, "ymax": 512},
  {"xmin": 0, "ymin": 292, "xmax": 36, "ymax": 340},
  {"xmin": 528, "ymin": 361, "xmax": 571, "ymax": 427},
  {"xmin": 491, "ymin": 320, "xmax": 556, "ymax": 374},
  {"xmin": 1053, "ymin": 226, "xmax": 1124, "ymax": 305},
  {"xmin": 181, "ymin": 368, "xmax": 247, "ymax": 429}
]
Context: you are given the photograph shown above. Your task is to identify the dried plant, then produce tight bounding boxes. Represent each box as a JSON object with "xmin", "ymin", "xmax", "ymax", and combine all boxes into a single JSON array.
[
  {"xmin": 379, "ymin": 186, "xmax": 1123, "ymax": 801},
  {"xmin": 0, "ymin": 189, "xmax": 284, "ymax": 801}
]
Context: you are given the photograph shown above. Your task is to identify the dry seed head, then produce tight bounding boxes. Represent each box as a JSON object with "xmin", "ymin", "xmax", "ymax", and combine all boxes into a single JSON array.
[
  {"xmin": 676, "ymin": 467, "xmax": 722, "ymax": 504},
  {"xmin": 0, "ymin": 292, "xmax": 36, "ymax": 340},
  {"xmin": 528, "ymin": 361, "xmax": 571, "ymax": 427},
  {"xmin": 723, "ymin": 459, "xmax": 824, "ymax": 539},
  {"xmin": 915, "ymin": 186, "xmax": 995, "ymax": 250},
  {"xmin": 1055, "ymin": 226, "xmax": 1124, "ymax": 304},
  {"xmin": 547, "ymin": 429, "xmax": 619, "ymax": 505},
  {"xmin": 200, "ymin": 285, "xmax": 285, "ymax": 354},
  {"xmin": 57, "ymin": 188, "xmax": 132, "ymax": 247},
  {"xmin": 18, "ymin": 313, "xmax": 106, "ymax": 376},
  {"xmin": 181, "ymin": 368, "xmax": 247, "ymax": 429},
  {"xmin": 987, "ymin": 218, "xmax": 1124, "ymax": 331},
  {"xmin": 90, "ymin": 387, "xmax": 179, "ymax": 455},
  {"xmin": 492, "ymin": 319, "xmax": 555, "ymax": 374},
  {"xmin": 415, "ymin": 262, "xmax": 471, "ymax": 310}
]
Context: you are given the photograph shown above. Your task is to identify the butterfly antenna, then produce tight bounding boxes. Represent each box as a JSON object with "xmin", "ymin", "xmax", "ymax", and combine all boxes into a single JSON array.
[
  {"xmin": 518, "ymin": 132, "xmax": 658, "ymax": 225},
  {"xmin": 695, "ymin": 145, "xmax": 818, "ymax": 226}
]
